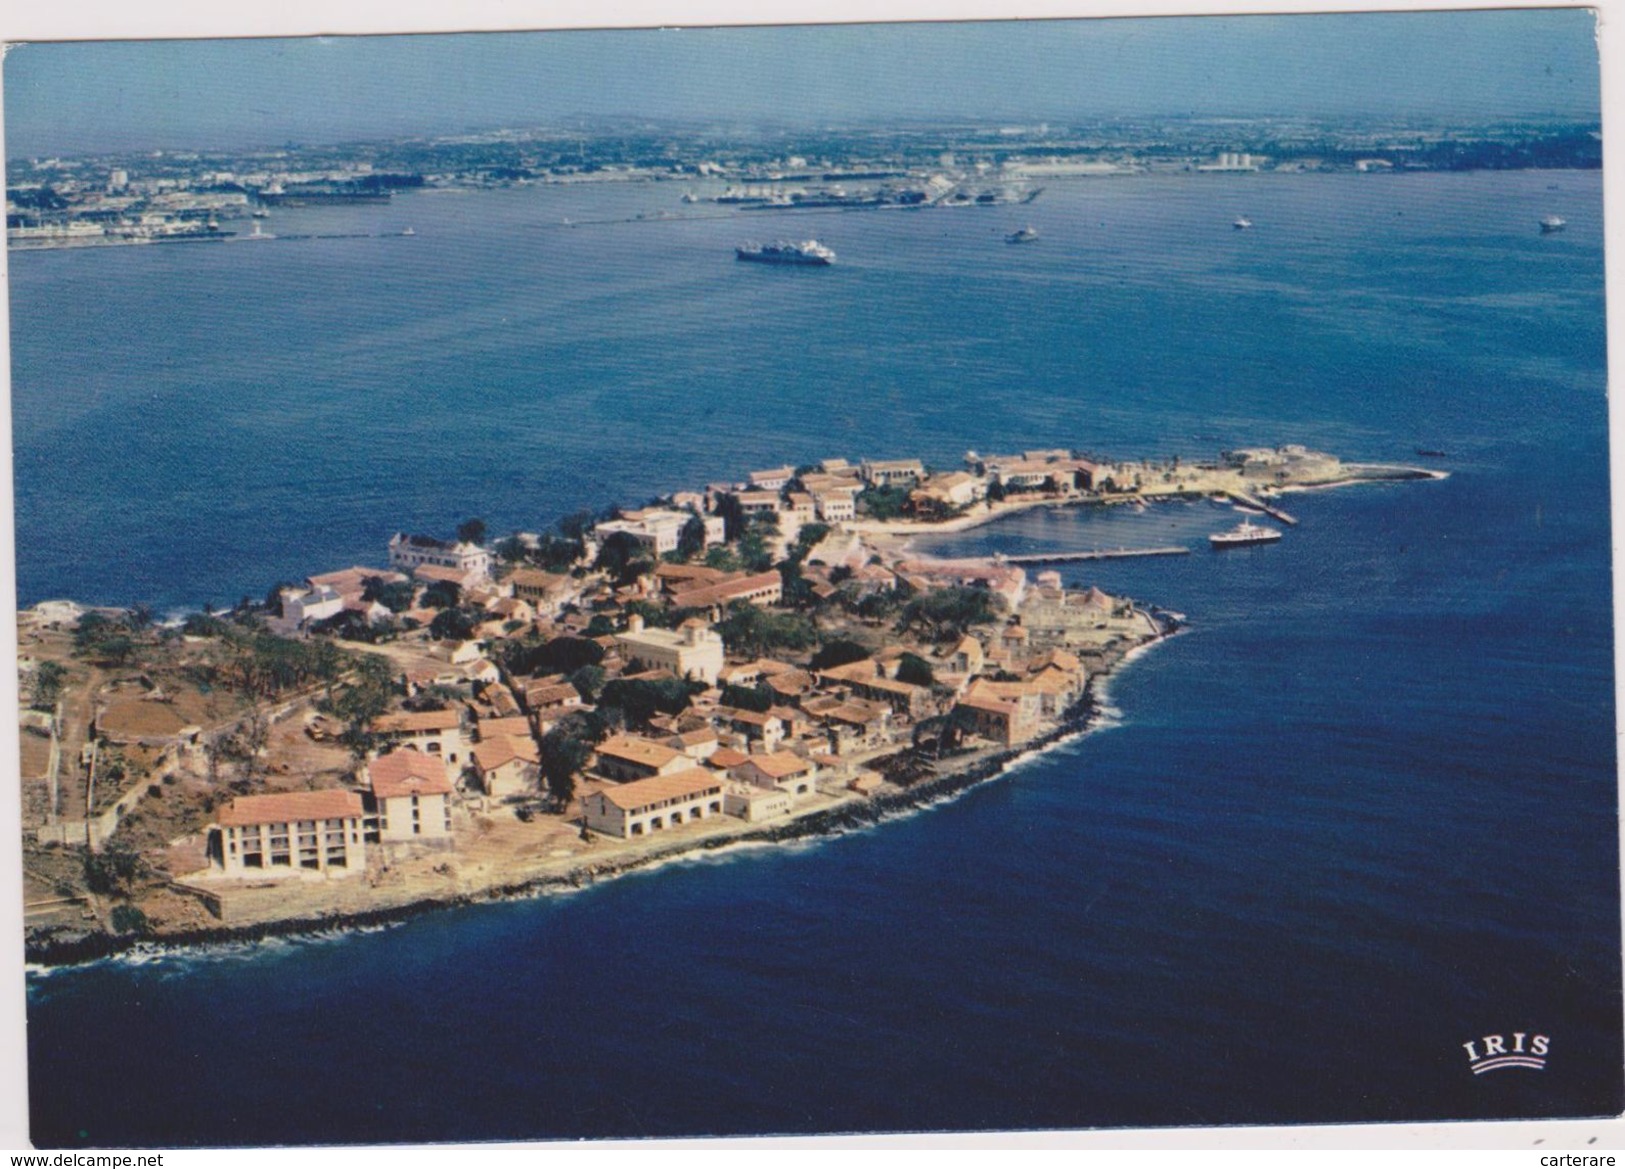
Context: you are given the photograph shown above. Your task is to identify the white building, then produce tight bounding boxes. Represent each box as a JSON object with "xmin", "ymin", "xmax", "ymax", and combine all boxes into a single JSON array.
[
  {"xmin": 860, "ymin": 458, "xmax": 926, "ymax": 488},
  {"xmin": 614, "ymin": 614, "xmax": 725, "ymax": 685},
  {"xmin": 811, "ymin": 487, "xmax": 857, "ymax": 523},
  {"xmin": 595, "ymin": 509, "xmax": 724, "ymax": 556},
  {"xmin": 582, "ymin": 767, "xmax": 727, "ymax": 838},
  {"xmin": 748, "ymin": 466, "xmax": 796, "ymax": 491},
  {"xmin": 371, "ymin": 709, "xmax": 470, "ymax": 766},
  {"xmin": 367, "ymin": 749, "xmax": 454, "ymax": 844},
  {"xmin": 388, "ymin": 533, "xmax": 491, "ymax": 579},
  {"xmin": 280, "ymin": 585, "xmax": 345, "ymax": 627},
  {"xmin": 209, "ymin": 790, "xmax": 368, "ymax": 879}
]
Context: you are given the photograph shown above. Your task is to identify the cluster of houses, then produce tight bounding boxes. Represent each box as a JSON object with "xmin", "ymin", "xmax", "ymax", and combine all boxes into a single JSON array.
[{"xmin": 202, "ymin": 450, "xmax": 1154, "ymax": 881}]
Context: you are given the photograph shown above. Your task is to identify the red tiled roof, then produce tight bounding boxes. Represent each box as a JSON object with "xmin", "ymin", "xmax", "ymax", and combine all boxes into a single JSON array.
[
  {"xmin": 669, "ymin": 571, "xmax": 782, "ymax": 610},
  {"xmin": 596, "ymin": 734, "xmax": 683, "ymax": 770},
  {"xmin": 373, "ymin": 709, "xmax": 462, "ymax": 734},
  {"xmin": 594, "ymin": 767, "xmax": 724, "ymax": 812},
  {"xmin": 479, "ymin": 715, "xmax": 534, "ymax": 739},
  {"xmin": 733, "ymin": 751, "xmax": 813, "ymax": 780},
  {"xmin": 368, "ymin": 750, "xmax": 454, "ymax": 798},
  {"xmin": 414, "ymin": 564, "xmax": 475, "ymax": 585},
  {"xmin": 472, "ymin": 735, "xmax": 539, "ymax": 772},
  {"xmin": 219, "ymin": 789, "xmax": 364, "ymax": 827}
]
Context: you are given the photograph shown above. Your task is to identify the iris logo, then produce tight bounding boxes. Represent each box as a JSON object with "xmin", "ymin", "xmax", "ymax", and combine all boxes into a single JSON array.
[{"xmin": 1463, "ymin": 1032, "xmax": 1550, "ymax": 1074}]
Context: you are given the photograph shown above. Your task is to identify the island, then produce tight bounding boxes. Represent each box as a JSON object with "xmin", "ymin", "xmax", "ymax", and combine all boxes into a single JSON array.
[{"xmin": 18, "ymin": 443, "xmax": 1441, "ymax": 964}]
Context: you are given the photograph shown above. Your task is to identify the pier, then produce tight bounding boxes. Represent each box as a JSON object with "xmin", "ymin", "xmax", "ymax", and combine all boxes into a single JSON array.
[
  {"xmin": 996, "ymin": 546, "xmax": 1191, "ymax": 565},
  {"xmin": 1225, "ymin": 491, "xmax": 1298, "ymax": 525}
]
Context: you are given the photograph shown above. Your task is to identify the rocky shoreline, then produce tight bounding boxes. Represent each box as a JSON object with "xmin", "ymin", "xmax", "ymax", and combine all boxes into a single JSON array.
[{"xmin": 24, "ymin": 627, "xmax": 1172, "ymax": 969}]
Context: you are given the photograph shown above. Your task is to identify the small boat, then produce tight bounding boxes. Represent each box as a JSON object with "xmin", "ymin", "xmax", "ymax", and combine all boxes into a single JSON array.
[
  {"xmin": 1540, "ymin": 215, "xmax": 1567, "ymax": 234},
  {"xmin": 400, "ymin": 227, "xmax": 416, "ymax": 237},
  {"xmin": 1005, "ymin": 225, "xmax": 1040, "ymax": 244},
  {"xmin": 1233, "ymin": 216, "xmax": 1254, "ymax": 230},
  {"xmin": 1210, "ymin": 519, "xmax": 1282, "ymax": 549}
]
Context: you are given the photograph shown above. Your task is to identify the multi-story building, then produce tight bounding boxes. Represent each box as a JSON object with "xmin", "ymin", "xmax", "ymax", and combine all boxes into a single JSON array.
[
  {"xmin": 594, "ymin": 734, "xmax": 692, "ymax": 783},
  {"xmin": 595, "ymin": 509, "xmax": 724, "ymax": 556},
  {"xmin": 209, "ymin": 790, "xmax": 368, "ymax": 878},
  {"xmin": 615, "ymin": 614, "xmax": 725, "ymax": 685},
  {"xmin": 582, "ymin": 767, "xmax": 727, "ymax": 838},
  {"xmin": 387, "ymin": 533, "xmax": 491, "ymax": 579},
  {"xmin": 859, "ymin": 458, "xmax": 925, "ymax": 488},
  {"xmin": 367, "ymin": 749, "xmax": 454, "ymax": 844},
  {"xmin": 370, "ymin": 709, "xmax": 470, "ymax": 766}
]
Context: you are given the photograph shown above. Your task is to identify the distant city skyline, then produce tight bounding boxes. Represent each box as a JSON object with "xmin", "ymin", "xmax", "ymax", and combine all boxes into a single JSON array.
[{"xmin": 2, "ymin": 9, "xmax": 1604, "ymax": 159}]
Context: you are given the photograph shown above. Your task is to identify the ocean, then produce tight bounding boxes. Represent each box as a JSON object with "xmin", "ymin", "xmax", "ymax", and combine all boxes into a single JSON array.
[{"xmin": 12, "ymin": 168, "xmax": 1619, "ymax": 1144}]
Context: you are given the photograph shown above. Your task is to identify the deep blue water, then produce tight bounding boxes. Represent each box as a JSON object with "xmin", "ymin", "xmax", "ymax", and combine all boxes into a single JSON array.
[{"xmin": 13, "ymin": 170, "xmax": 1620, "ymax": 1144}]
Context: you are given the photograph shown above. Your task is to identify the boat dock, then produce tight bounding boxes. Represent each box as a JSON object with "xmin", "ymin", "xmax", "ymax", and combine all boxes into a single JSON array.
[
  {"xmin": 997, "ymin": 546, "xmax": 1191, "ymax": 565},
  {"xmin": 1225, "ymin": 491, "xmax": 1298, "ymax": 526}
]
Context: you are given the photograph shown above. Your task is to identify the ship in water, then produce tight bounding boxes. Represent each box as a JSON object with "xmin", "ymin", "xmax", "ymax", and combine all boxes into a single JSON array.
[
  {"xmin": 1006, "ymin": 226, "xmax": 1040, "ymax": 244},
  {"xmin": 1233, "ymin": 216, "xmax": 1254, "ymax": 230},
  {"xmin": 1209, "ymin": 519, "xmax": 1283, "ymax": 549},
  {"xmin": 1540, "ymin": 215, "xmax": 1567, "ymax": 234},
  {"xmin": 735, "ymin": 240, "xmax": 836, "ymax": 266}
]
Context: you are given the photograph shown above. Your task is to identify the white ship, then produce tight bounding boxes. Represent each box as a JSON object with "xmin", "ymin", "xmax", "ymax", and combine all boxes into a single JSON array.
[
  {"xmin": 1209, "ymin": 519, "xmax": 1282, "ymax": 548},
  {"xmin": 1233, "ymin": 216, "xmax": 1254, "ymax": 230},
  {"xmin": 735, "ymin": 239, "xmax": 836, "ymax": 266},
  {"xmin": 1539, "ymin": 215, "xmax": 1567, "ymax": 234}
]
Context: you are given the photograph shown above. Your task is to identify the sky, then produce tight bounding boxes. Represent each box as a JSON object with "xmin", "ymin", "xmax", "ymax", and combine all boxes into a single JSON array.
[{"xmin": 0, "ymin": 8, "xmax": 1605, "ymax": 158}]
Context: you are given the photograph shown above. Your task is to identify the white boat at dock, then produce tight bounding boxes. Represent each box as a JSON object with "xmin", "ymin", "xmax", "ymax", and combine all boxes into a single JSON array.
[{"xmin": 1209, "ymin": 519, "xmax": 1282, "ymax": 548}]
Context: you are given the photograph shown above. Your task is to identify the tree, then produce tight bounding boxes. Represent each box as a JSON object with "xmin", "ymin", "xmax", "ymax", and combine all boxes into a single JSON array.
[
  {"xmin": 896, "ymin": 652, "xmax": 936, "ymax": 687},
  {"xmin": 716, "ymin": 603, "xmax": 817, "ymax": 659},
  {"xmin": 83, "ymin": 844, "xmax": 143, "ymax": 894},
  {"xmin": 95, "ymin": 634, "xmax": 136, "ymax": 667},
  {"xmin": 521, "ymin": 635, "xmax": 605, "ymax": 677},
  {"xmin": 334, "ymin": 653, "xmax": 394, "ymax": 758},
  {"xmin": 494, "ymin": 535, "xmax": 528, "ymax": 563},
  {"xmin": 568, "ymin": 664, "xmax": 607, "ymax": 702},
  {"xmin": 986, "ymin": 480, "xmax": 1007, "ymax": 503},
  {"xmin": 789, "ymin": 522, "xmax": 830, "ymax": 563},
  {"xmin": 677, "ymin": 515, "xmax": 707, "ymax": 561},
  {"xmin": 362, "ymin": 576, "xmax": 416, "ymax": 614},
  {"xmin": 239, "ymin": 702, "xmax": 271, "ymax": 783},
  {"xmin": 704, "ymin": 545, "xmax": 741, "ymax": 572},
  {"xmin": 898, "ymin": 587, "xmax": 1000, "ymax": 642},
  {"xmin": 597, "ymin": 677, "xmax": 701, "ymax": 728},
  {"xmin": 429, "ymin": 606, "xmax": 481, "ymax": 642},
  {"xmin": 596, "ymin": 531, "xmax": 651, "ymax": 585},
  {"xmin": 810, "ymin": 638, "xmax": 871, "ymax": 671},
  {"xmin": 720, "ymin": 682, "xmax": 775, "ymax": 713},
  {"xmin": 457, "ymin": 517, "xmax": 487, "ymax": 546},
  {"xmin": 127, "ymin": 603, "xmax": 155, "ymax": 631},
  {"xmin": 715, "ymin": 493, "xmax": 746, "ymax": 541},
  {"xmin": 856, "ymin": 484, "xmax": 912, "ymax": 520},
  {"xmin": 737, "ymin": 528, "xmax": 774, "ymax": 574},
  {"xmin": 540, "ymin": 724, "xmax": 592, "ymax": 810},
  {"xmin": 778, "ymin": 561, "xmax": 815, "ymax": 609},
  {"xmin": 557, "ymin": 509, "xmax": 596, "ymax": 544},
  {"xmin": 31, "ymin": 661, "xmax": 66, "ymax": 711},
  {"xmin": 532, "ymin": 534, "xmax": 585, "ymax": 571},
  {"xmin": 584, "ymin": 615, "xmax": 616, "ymax": 638},
  {"xmin": 109, "ymin": 904, "xmax": 151, "ymax": 935},
  {"xmin": 422, "ymin": 580, "xmax": 461, "ymax": 610}
]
